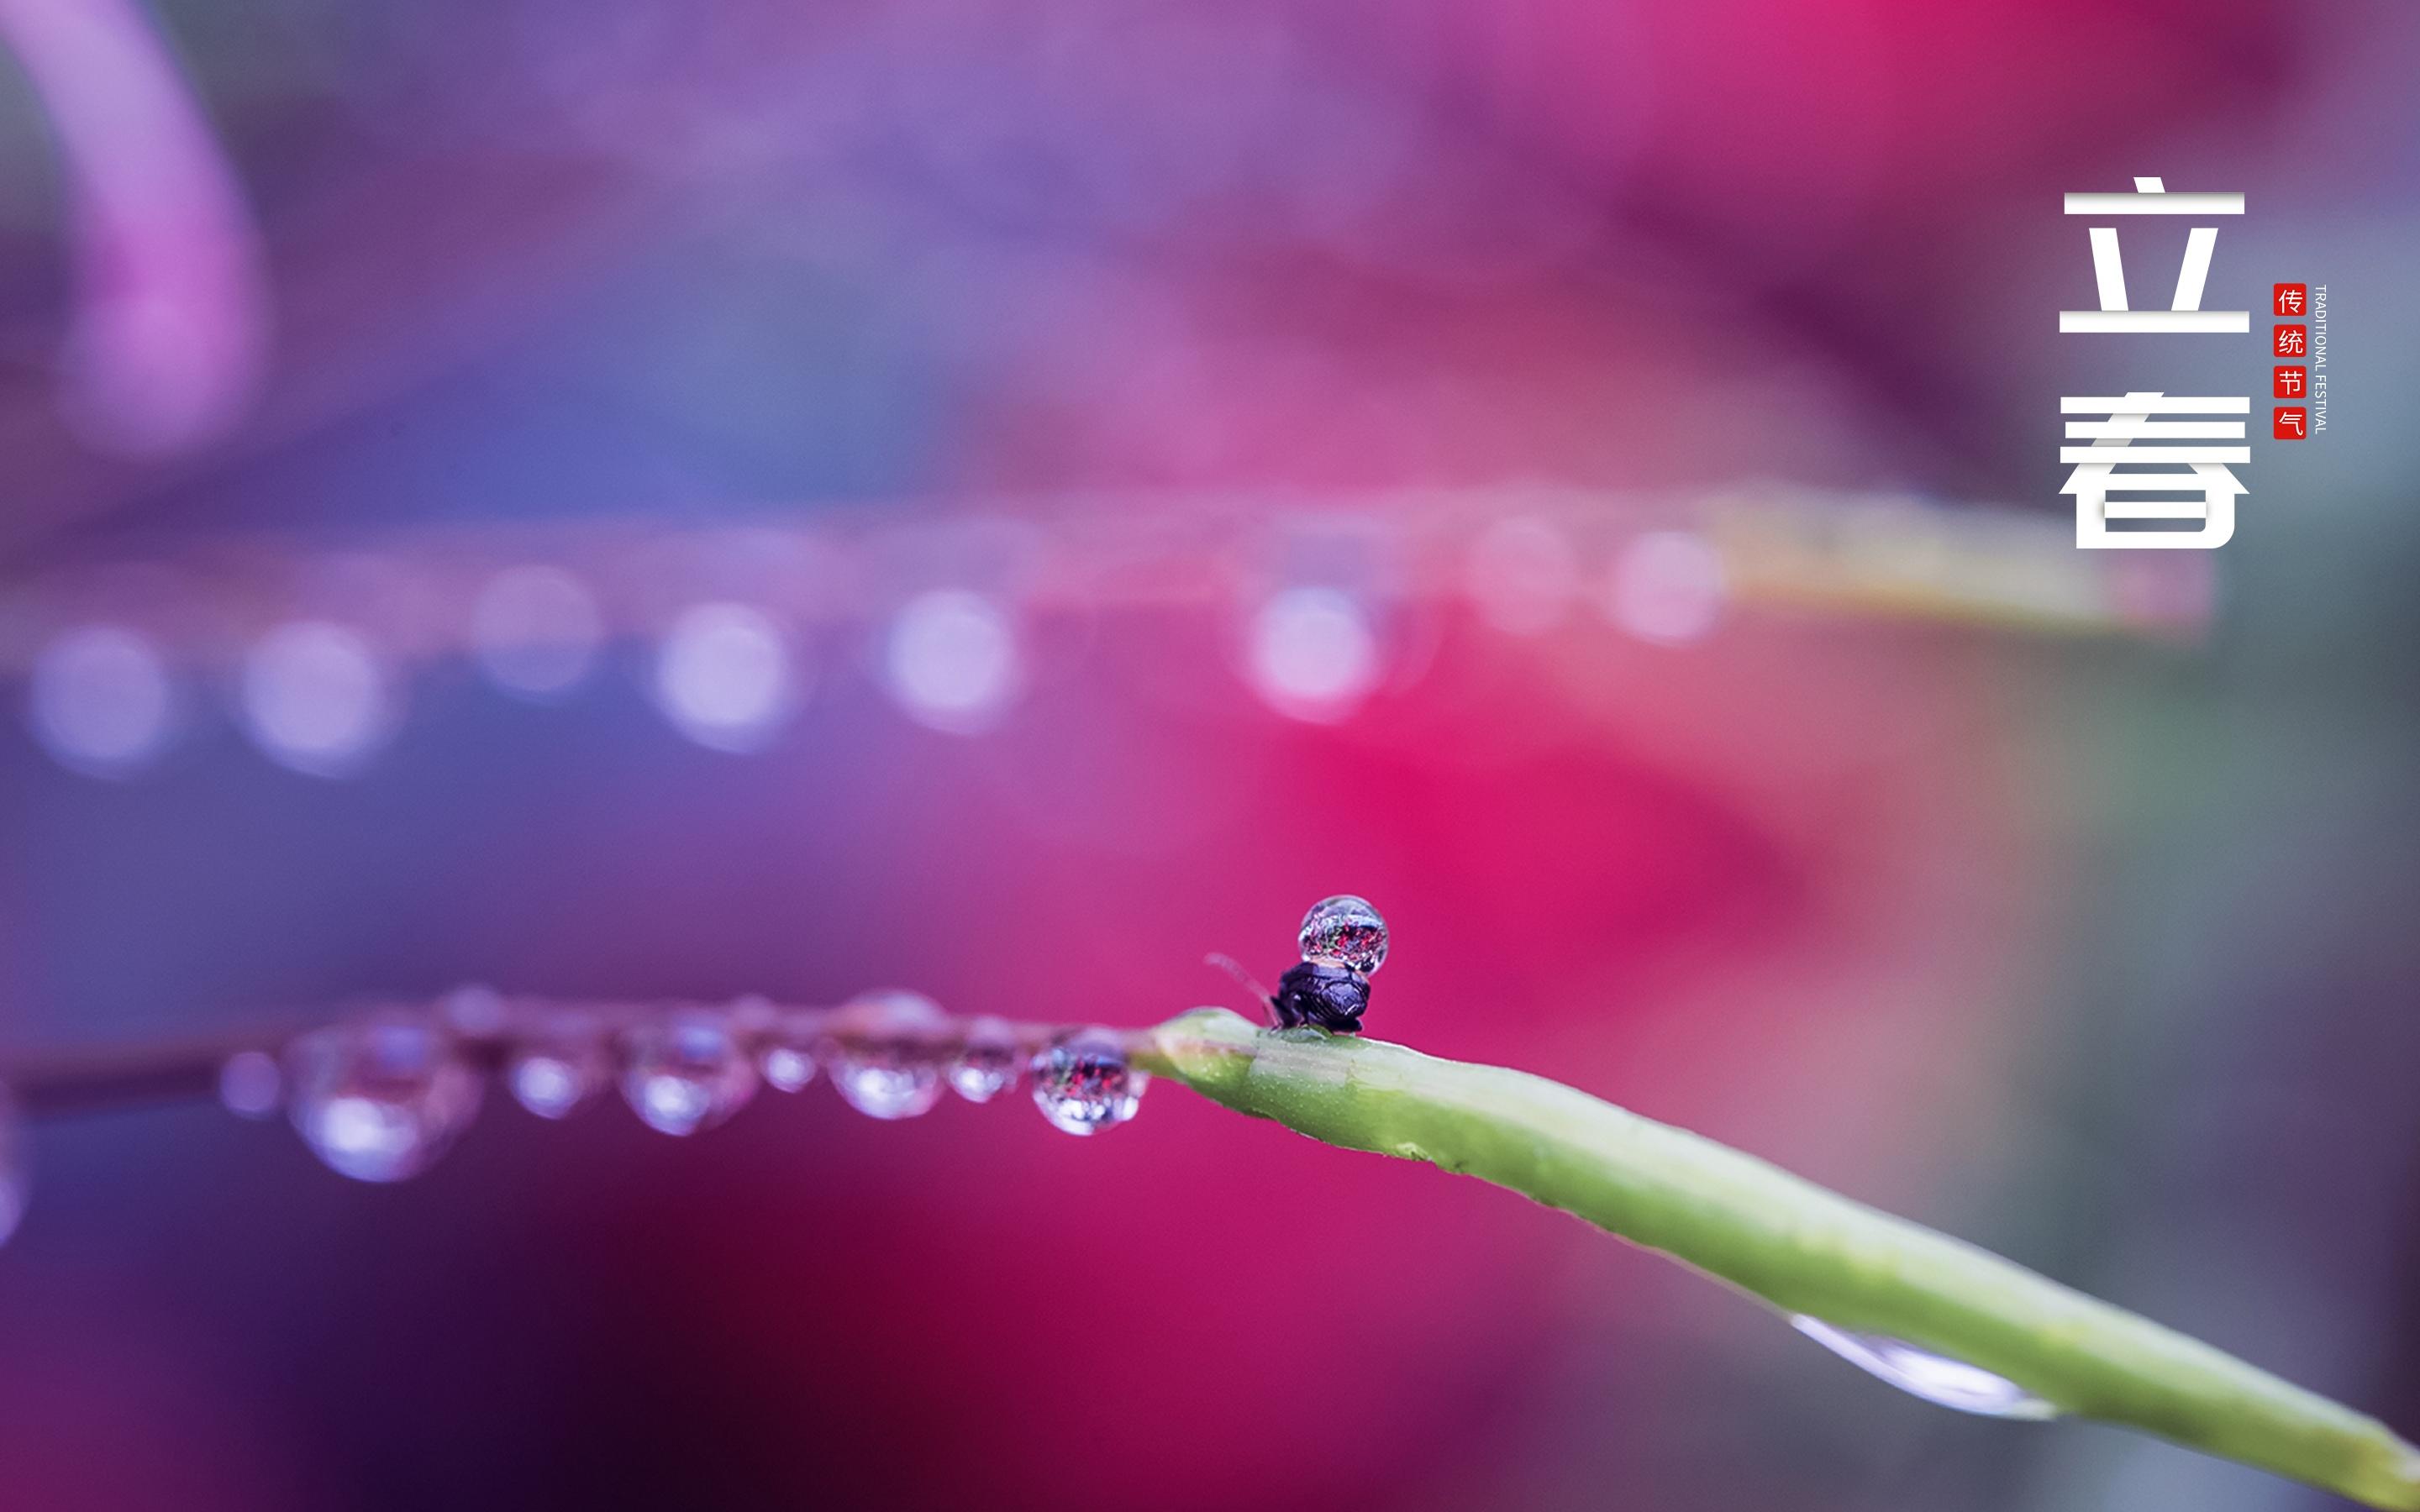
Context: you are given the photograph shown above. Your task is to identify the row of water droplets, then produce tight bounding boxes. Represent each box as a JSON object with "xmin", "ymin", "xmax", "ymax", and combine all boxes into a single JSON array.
[
  {"xmin": 210, "ymin": 987, "xmax": 1151, "ymax": 1187},
  {"xmin": 0, "ymin": 994, "xmax": 2053, "ymax": 1424}
]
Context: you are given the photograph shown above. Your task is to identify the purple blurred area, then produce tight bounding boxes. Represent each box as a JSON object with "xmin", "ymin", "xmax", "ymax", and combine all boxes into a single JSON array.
[{"xmin": 2, "ymin": 1, "xmax": 2418, "ymax": 1509}]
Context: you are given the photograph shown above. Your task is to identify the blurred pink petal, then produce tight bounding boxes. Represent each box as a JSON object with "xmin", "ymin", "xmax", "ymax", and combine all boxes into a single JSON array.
[{"xmin": 0, "ymin": 0, "xmax": 268, "ymax": 456}]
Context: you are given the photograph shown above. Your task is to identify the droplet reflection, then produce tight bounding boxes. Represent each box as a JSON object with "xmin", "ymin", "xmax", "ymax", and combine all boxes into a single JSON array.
[
  {"xmin": 1791, "ymin": 1316, "xmax": 2058, "ymax": 1420},
  {"xmin": 620, "ymin": 1011, "xmax": 758, "ymax": 1135},
  {"xmin": 1297, "ymin": 894, "xmax": 1388, "ymax": 973},
  {"xmin": 285, "ymin": 1016, "xmax": 483, "ymax": 1181},
  {"xmin": 759, "ymin": 1012, "xmax": 821, "ymax": 1094},
  {"xmin": 830, "ymin": 991, "xmax": 946, "ymax": 1119},
  {"xmin": 1030, "ymin": 1029, "xmax": 1147, "ymax": 1135},
  {"xmin": 760, "ymin": 1046, "xmax": 815, "ymax": 1092},
  {"xmin": 508, "ymin": 1010, "xmax": 611, "ymax": 1120},
  {"xmin": 948, "ymin": 1016, "xmax": 1019, "ymax": 1102}
]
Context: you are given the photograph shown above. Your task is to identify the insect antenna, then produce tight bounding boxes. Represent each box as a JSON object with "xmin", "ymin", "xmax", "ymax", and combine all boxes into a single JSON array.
[{"xmin": 1203, "ymin": 953, "xmax": 1276, "ymax": 1015}]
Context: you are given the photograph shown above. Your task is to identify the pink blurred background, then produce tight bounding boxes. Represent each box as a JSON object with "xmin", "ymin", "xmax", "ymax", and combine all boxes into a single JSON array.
[{"xmin": 2, "ymin": 1, "xmax": 2417, "ymax": 1509}]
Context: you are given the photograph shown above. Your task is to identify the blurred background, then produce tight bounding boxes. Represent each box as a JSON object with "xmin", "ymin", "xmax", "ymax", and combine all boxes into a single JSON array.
[{"xmin": 0, "ymin": 0, "xmax": 2416, "ymax": 1508}]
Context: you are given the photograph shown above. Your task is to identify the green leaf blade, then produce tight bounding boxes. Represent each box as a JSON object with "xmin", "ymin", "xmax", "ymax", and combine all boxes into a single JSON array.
[{"xmin": 1139, "ymin": 1009, "xmax": 2420, "ymax": 1509}]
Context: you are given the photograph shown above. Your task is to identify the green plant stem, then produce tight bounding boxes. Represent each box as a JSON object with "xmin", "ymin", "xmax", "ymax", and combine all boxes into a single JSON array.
[{"xmin": 1135, "ymin": 1009, "xmax": 2420, "ymax": 1509}]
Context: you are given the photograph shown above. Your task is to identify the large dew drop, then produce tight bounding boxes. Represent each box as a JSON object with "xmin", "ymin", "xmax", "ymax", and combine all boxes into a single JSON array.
[
  {"xmin": 1029, "ymin": 1030, "xmax": 1147, "ymax": 1136},
  {"xmin": 1791, "ymin": 1316, "xmax": 2058, "ymax": 1420},
  {"xmin": 830, "ymin": 991, "xmax": 946, "ymax": 1120},
  {"xmin": 1297, "ymin": 895, "xmax": 1387, "ymax": 974},
  {"xmin": 621, "ymin": 1011, "xmax": 758, "ymax": 1135},
  {"xmin": 286, "ymin": 1016, "xmax": 484, "ymax": 1182}
]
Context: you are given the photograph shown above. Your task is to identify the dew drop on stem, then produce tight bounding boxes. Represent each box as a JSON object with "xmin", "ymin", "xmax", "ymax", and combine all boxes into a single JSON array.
[
  {"xmin": 286, "ymin": 1014, "xmax": 484, "ymax": 1182},
  {"xmin": 1030, "ymin": 1029, "xmax": 1148, "ymax": 1136},
  {"xmin": 1791, "ymin": 1315, "xmax": 2059, "ymax": 1420},
  {"xmin": 948, "ymin": 1016, "xmax": 1019, "ymax": 1103},
  {"xmin": 621, "ymin": 1010, "xmax": 757, "ymax": 1136},
  {"xmin": 757, "ymin": 1008, "xmax": 821, "ymax": 1094},
  {"xmin": 508, "ymin": 1008, "xmax": 612, "ymax": 1120},
  {"xmin": 829, "ymin": 991, "xmax": 947, "ymax": 1120}
]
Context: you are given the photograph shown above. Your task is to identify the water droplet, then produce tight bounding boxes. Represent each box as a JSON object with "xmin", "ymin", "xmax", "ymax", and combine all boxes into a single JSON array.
[
  {"xmin": 286, "ymin": 1016, "xmax": 484, "ymax": 1181},
  {"xmin": 1790, "ymin": 1316, "xmax": 2058, "ymax": 1420},
  {"xmin": 948, "ymin": 1016, "xmax": 1019, "ymax": 1103},
  {"xmin": 621, "ymin": 1010, "xmax": 758, "ymax": 1135},
  {"xmin": 507, "ymin": 1010, "xmax": 611, "ymax": 1120},
  {"xmin": 758, "ymin": 1011, "xmax": 821, "ymax": 1094},
  {"xmin": 0, "ymin": 1085, "xmax": 26, "ymax": 1247},
  {"xmin": 829, "ymin": 991, "xmax": 945, "ymax": 1120},
  {"xmin": 218, "ymin": 1049, "xmax": 282, "ymax": 1119},
  {"xmin": 1030, "ymin": 1029, "xmax": 1147, "ymax": 1136},
  {"xmin": 760, "ymin": 1046, "xmax": 817, "ymax": 1092},
  {"xmin": 1298, "ymin": 895, "xmax": 1387, "ymax": 973}
]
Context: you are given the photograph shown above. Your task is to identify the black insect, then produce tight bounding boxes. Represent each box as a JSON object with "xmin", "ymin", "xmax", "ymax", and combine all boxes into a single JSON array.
[
  {"xmin": 1268, "ymin": 959, "xmax": 1371, "ymax": 1033},
  {"xmin": 1209, "ymin": 895, "xmax": 1388, "ymax": 1036}
]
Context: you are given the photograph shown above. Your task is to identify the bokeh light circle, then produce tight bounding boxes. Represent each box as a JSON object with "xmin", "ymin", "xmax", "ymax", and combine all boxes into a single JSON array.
[
  {"xmin": 1249, "ymin": 586, "xmax": 1380, "ymax": 722},
  {"xmin": 651, "ymin": 602, "xmax": 798, "ymax": 752},
  {"xmin": 884, "ymin": 589, "xmax": 1023, "ymax": 734},
  {"xmin": 26, "ymin": 623, "xmax": 181, "ymax": 777},
  {"xmin": 239, "ymin": 620, "xmax": 400, "ymax": 777}
]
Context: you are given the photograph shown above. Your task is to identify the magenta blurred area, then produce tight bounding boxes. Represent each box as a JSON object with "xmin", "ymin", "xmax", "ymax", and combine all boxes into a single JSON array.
[{"xmin": 2, "ymin": 1, "xmax": 2418, "ymax": 1509}]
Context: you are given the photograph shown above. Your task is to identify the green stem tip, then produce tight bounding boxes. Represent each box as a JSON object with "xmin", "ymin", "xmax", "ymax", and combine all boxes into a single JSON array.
[{"xmin": 1134, "ymin": 1009, "xmax": 2420, "ymax": 1509}]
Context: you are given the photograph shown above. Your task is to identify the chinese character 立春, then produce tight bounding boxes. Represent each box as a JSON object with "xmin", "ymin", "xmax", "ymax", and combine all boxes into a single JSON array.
[{"xmin": 2275, "ymin": 324, "xmax": 2306, "ymax": 357}]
